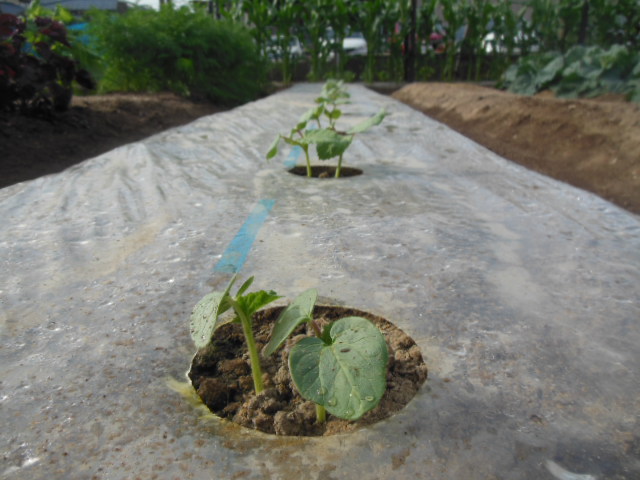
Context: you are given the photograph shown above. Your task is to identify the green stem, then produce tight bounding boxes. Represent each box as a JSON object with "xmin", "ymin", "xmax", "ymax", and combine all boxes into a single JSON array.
[
  {"xmin": 310, "ymin": 319, "xmax": 322, "ymax": 337},
  {"xmin": 335, "ymin": 153, "xmax": 343, "ymax": 178},
  {"xmin": 303, "ymin": 146, "xmax": 312, "ymax": 177},
  {"xmin": 316, "ymin": 403, "xmax": 326, "ymax": 423},
  {"xmin": 231, "ymin": 300, "xmax": 264, "ymax": 394}
]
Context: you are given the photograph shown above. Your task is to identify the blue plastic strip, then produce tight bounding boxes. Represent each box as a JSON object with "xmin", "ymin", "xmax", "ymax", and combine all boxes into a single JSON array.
[
  {"xmin": 214, "ymin": 199, "xmax": 276, "ymax": 273},
  {"xmin": 284, "ymin": 146, "xmax": 302, "ymax": 168},
  {"xmin": 284, "ymin": 124, "xmax": 316, "ymax": 168}
]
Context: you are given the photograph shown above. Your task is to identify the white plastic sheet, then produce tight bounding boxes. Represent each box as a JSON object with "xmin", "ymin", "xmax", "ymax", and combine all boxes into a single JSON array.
[{"xmin": 1, "ymin": 84, "xmax": 639, "ymax": 479}]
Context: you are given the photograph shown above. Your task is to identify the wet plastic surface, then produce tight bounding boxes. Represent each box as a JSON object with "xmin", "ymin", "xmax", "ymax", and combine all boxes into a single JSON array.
[{"xmin": 1, "ymin": 84, "xmax": 639, "ymax": 479}]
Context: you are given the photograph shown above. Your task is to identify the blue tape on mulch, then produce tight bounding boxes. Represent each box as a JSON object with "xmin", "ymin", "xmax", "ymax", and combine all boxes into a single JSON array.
[
  {"xmin": 284, "ymin": 145, "xmax": 302, "ymax": 168},
  {"xmin": 214, "ymin": 199, "xmax": 276, "ymax": 273}
]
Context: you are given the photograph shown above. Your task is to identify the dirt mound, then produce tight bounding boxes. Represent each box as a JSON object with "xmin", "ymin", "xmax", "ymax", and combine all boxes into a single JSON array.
[
  {"xmin": 392, "ymin": 83, "xmax": 640, "ymax": 215},
  {"xmin": 0, "ymin": 93, "xmax": 224, "ymax": 189}
]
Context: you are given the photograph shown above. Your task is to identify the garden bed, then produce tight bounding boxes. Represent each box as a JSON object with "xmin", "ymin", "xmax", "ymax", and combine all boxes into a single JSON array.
[
  {"xmin": 1, "ymin": 83, "xmax": 638, "ymax": 479},
  {"xmin": 2, "ymin": 83, "xmax": 639, "ymax": 215}
]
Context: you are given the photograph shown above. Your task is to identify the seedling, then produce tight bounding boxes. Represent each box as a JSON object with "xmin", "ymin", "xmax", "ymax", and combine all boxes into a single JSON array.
[
  {"xmin": 266, "ymin": 80, "xmax": 387, "ymax": 178},
  {"xmin": 316, "ymin": 79, "xmax": 351, "ymax": 129},
  {"xmin": 189, "ymin": 275, "xmax": 281, "ymax": 394},
  {"xmin": 264, "ymin": 289, "xmax": 389, "ymax": 422}
]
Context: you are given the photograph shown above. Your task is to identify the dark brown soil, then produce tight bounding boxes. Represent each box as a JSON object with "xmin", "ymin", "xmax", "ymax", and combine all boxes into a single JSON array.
[
  {"xmin": 288, "ymin": 165, "xmax": 363, "ymax": 178},
  {"xmin": 188, "ymin": 305, "xmax": 428, "ymax": 437},
  {"xmin": 0, "ymin": 92, "xmax": 225, "ymax": 189}
]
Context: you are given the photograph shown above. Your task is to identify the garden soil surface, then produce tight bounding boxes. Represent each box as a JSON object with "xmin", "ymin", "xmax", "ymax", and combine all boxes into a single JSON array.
[
  {"xmin": 188, "ymin": 305, "xmax": 428, "ymax": 436},
  {"xmin": 1, "ymin": 83, "xmax": 639, "ymax": 216}
]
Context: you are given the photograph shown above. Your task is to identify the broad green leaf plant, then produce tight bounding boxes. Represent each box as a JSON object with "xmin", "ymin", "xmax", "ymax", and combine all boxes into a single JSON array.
[
  {"xmin": 264, "ymin": 288, "xmax": 389, "ymax": 423},
  {"xmin": 266, "ymin": 80, "xmax": 387, "ymax": 178},
  {"xmin": 191, "ymin": 277, "xmax": 389, "ymax": 423},
  {"xmin": 190, "ymin": 275, "xmax": 281, "ymax": 394}
]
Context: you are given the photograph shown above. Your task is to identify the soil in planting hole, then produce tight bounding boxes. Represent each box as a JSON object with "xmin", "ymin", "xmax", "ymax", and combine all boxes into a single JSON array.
[
  {"xmin": 288, "ymin": 165, "xmax": 363, "ymax": 178},
  {"xmin": 188, "ymin": 305, "xmax": 427, "ymax": 436}
]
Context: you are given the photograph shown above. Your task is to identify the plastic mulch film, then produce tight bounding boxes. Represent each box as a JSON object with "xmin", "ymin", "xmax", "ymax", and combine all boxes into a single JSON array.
[{"xmin": 1, "ymin": 84, "xmax": 639, "ymax": 479}]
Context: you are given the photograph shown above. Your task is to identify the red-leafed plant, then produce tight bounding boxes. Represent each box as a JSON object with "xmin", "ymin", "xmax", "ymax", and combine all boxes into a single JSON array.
[{"xmin": 0, "ymin": 12, "xmax": 94, "ymax": 113}]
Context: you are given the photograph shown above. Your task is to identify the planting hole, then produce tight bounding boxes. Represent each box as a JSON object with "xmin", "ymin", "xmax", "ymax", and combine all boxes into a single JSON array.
[
  {"xmin": 288, "ymin": 166, "xmax": 363, "ymax": 178},
  {"xmin": 188, "ymin": 305, "xmax": 427, "ymax": 437}
]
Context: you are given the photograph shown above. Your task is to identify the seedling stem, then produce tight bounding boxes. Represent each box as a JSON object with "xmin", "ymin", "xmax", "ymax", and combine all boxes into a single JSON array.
[
  {"xmin": 230, "ymin": 297, "xmax": 265, "ymax": 394},
  {"xmin": 316, "ymin": 404, "xmax": 326, "ymax": 423}
]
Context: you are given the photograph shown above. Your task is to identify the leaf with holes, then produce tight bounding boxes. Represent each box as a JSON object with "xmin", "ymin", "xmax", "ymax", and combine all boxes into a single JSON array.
[{"xmin": 189, "ymin": 277, "xmax": 236, "ymax": 349}]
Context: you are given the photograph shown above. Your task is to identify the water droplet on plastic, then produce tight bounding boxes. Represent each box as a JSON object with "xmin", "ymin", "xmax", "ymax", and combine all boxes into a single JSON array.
[
  {"xmin": 365, "ymin": 396, "xmax": 374, "ymax": 402},
  {"xmin": 327, "ymin": 398, "xmax": 337, "ymax": 406}
]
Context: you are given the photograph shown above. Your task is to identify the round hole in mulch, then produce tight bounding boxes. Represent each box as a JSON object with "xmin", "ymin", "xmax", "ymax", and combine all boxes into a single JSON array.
[
  {"xmin": 188, "ymin": 305, "xmax": 427, "ymax": 437},
  {"xmin": 288, "ymin": 165, "xmax": 363, "ymax": 178}
]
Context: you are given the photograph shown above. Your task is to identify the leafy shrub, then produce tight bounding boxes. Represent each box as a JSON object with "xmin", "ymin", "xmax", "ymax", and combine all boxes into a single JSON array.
[
  {"xmin": 502, "ymin": 44, "xmax": 640, "ymax": 102},
  {"xmin": 0, "ymin": 12, "xmax": 95, "ymax": 113},
  {"xmin": 89, "ymin": 5, "xmax": 267, "ymax": 105}
]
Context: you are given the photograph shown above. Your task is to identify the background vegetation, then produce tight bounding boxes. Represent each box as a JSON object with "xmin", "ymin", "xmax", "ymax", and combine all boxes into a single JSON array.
[
  {"xmin": 88, "ymin": 5, "xmax": 266, "ymax": 105},
  {"xmin": 2, "ymin": 0, "xmax": 639, "ymax": 110}
]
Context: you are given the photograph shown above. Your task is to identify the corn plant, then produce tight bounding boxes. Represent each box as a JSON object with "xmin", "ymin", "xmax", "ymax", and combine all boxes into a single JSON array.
[
  {"xmin": 270, "ymin": 0, "xmax": 303, "ymax": 85},
  {"xmin": 236, "ymin": 0, "xmax": 274, "ymax": 59},
  {"xmin": 354, "ymin": 0, "xmax": 395, "ymax": 83},
  {"xmin": 462, "ymin": 0, "xmax": 495, "ymax": 80}
]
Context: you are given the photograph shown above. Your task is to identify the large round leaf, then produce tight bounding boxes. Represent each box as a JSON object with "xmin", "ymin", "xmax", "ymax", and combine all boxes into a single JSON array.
[{"xmin": 289, "ymin": 316, "xmax": 388, "ymax": 420}]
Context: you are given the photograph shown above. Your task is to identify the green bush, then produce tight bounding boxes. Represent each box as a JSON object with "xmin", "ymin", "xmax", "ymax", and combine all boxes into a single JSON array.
[
  {"xmin": 502, "ymin": 44, "xmax": 640, "ymax": 102},
  {"xmin": 89, "ymin": 5, "xmax": 267, "ymax": 105}
]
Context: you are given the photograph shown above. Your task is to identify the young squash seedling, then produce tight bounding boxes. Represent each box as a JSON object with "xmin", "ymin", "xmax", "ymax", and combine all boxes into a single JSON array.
[
  {"xmin": 263, "ymin": 288, "xmax": 389, "ymax": 423},
  {"xmin": 190, "ymin": 275, "xmax": 281, "ymax": 394},
  {"xmin": 266, "ymin": 80, "xmax": 387, "ymax": 178}
]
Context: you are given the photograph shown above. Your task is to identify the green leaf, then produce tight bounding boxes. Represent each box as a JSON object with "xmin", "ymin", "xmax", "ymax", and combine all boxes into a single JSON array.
[
  {"xmin": 289, "ymin": 316, "xmax": 389, "ymax": 420},
  {"xmin": 327, "ymin": 109, "xmax": 342, "ymax": 121},
  {"xmin": 55, "ymin": 6, "xmax": 74, "ymax": 24},
  {"xmin": 236, "ymin": 276, "xmax": 254, "ymax": 297},
  {"xmin": 316, "ymin": 136, "xmax": 352, "ymax": 160},
  {"xmin": 347, "ymin": 109, "xmax": 387, "ymax": 134},
  {"xmin": 282, "ymin": 135, "xmax": 304, "ymax": 147},
  {"xmin": 189, "ymin": 276, "xmax": 237, "ymax": 349},
  {"xmin": 629, "ymin": 83, "xmax": 640, "ymax": 102},
  {"xmin": 263, "ymin": 288, "xmax": 317, "ymax": 356},
  {"xmin": 266, "ymin": 136, "xmax": 280, "ymax": 160},
  {"xmin": 234, "ymin": 290, "xmax": 282, "ymax": 318},
  {"xmin": 294, "ymin": 120, "xmax": 309, "ymax": 132},
  {"xmin": 300, "ymin": 104, "xmax": 324, "ymax": 124},
  {"xmin": 536, "ymin": 55, "xmax": 564, "ymax": 88},
  {"xmin": 304, "ymin": 129, "xmax": 352, "ymax": 160}
]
